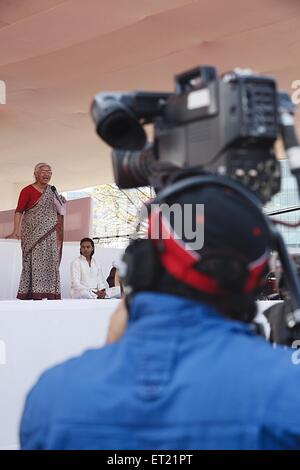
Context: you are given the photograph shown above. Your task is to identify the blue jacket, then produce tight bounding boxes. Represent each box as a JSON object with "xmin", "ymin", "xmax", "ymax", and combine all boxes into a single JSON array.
[{"xmin": 20, "ymin": 293, "xmax": 300, "ymax": 449}]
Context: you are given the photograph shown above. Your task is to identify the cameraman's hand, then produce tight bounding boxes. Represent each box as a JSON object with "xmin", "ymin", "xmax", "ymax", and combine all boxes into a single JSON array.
[{"xmin": 106, "ymin": 299, "xmax": 128, "ymax": 344}]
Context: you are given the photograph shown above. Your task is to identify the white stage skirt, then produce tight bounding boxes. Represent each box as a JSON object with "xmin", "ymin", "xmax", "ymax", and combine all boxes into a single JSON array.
[{"xmin": 0, "ymin": 298, "xmax": 119, "ymax": 449}]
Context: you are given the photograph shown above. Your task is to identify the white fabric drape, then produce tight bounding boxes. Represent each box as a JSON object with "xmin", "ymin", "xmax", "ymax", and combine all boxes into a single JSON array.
[{"xmin": 0, "ymin": 240, "xmax": 123, "ymax": 300}]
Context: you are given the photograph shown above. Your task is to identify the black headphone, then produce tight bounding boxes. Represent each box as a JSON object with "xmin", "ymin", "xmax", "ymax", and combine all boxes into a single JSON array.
[{"xmin": 119, "ymin": 174, "xmax": 274, "ymax": 297}]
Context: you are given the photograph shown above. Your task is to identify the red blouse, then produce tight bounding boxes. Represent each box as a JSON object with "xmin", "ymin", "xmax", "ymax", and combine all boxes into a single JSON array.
[{"xmin": 15, "ymin": 185, "xmax": 43, "ymax": 213}]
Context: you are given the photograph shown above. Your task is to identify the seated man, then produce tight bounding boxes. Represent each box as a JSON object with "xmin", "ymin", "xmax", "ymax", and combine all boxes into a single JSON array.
[
  {"xmin": 70, "ymin": 238, "xmax": 120, "ymax": 299},
  {"xmin": 20, "ymin": 183, "xmax": 300, "ymax": 449}
]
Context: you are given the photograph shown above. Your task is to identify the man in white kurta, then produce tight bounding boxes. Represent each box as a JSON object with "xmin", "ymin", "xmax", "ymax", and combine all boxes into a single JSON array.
[{"xmin": 70, "ymin": 238, "xmax": 121, "ymax": 299}]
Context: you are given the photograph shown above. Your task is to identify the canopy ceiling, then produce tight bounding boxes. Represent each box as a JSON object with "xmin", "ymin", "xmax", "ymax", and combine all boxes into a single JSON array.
[{"xmin": 0, "ymin": 0, "xmax": 300, "ymax": 209}]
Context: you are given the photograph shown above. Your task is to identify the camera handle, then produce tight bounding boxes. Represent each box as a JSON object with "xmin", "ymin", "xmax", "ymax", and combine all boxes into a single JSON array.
[
  {"xmin": 175, "ymin": 66, "xmax": 217, "ymax": 93},
  {"xmin": 274, "ymin": 229, "xmax": 300, "ymax": 326}
]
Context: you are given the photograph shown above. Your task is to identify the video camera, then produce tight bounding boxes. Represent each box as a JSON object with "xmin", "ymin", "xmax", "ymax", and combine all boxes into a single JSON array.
[
  {"xmin": 91, "ymin": 64, "xmax": 300, "ymax": 345},
  {"xmin": 90, "ymin": 65, "xmax": 293, "ymax": 202}
]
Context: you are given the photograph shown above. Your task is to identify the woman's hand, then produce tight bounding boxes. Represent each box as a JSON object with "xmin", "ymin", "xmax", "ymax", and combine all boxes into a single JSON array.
[
  {"xmin": 5, "ymin": 231, "xmax": 19, "ymax": 239},
  {"xmin": 6, "ymin": 213, "xmax": 22, "ymax": 240}
]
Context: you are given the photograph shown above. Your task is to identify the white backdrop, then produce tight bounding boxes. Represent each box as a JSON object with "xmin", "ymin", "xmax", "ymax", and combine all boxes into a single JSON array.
[
  {"xmin": 0, "ymin": 240, "xmax": 124, "ymax": 300},
  {"xmin": 0, "ymin": 239, "xmax": 281, "ymax": 450},
  {"xmin": 0, "ymin": 299, "xmax": 119, "ymax": 450}
]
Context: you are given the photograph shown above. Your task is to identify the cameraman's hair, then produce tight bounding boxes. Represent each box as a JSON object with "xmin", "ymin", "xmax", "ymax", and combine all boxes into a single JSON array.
[
  {"xmin": 80, "ymin": 237, "xmax": 95, "ymax": 257},
  {"xmin": 156, "ymin": 271, "xmax": 257, "ymax": 323}
]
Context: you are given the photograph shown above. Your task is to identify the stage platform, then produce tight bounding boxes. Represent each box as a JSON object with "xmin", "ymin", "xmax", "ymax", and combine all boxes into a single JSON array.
[
  {"xmin": 0, "ymin": 298, "xmax": 279, "ymax": 449},
  {"xmin": 0, "ymin": 298, "xmax": 119, "ymax": 449}
]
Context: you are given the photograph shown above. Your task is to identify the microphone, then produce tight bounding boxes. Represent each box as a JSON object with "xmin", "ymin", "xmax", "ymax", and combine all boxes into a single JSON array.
[{"xmin": 51, "ymin": 185, "xmax": 63, "ymax": 205}]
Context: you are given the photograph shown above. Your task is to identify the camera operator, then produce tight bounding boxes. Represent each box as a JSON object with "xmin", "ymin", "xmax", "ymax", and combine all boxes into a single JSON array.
[{"xmin": 19, "ymin": 181, "xmax": 300, "ymax": 450}]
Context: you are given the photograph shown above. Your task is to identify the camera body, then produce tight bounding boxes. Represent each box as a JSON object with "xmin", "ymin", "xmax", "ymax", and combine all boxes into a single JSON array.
[{"xmin": 91, "ymin": 65, "xmax": 281, "ymax": 202}]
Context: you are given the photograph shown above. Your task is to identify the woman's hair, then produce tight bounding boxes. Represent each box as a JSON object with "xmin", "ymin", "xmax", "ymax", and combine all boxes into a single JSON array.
[
  {"xmin": 80, "ymin": 237, "xmax": 95, "ymax": 257},
  {"xmin": 34, "ymin": 162, "xmax": 52, "ymax": 177}
]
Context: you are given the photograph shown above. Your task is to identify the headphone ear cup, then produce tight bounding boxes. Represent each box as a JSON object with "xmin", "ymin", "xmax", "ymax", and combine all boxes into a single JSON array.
[{"xmin": 121, "ymin": 239, "xmax": 161, "ymax": 292}]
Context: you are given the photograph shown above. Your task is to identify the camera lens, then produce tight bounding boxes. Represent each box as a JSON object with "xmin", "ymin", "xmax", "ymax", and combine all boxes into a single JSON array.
[{"xmin": 112, "ymin": 147, "xmax": 154, "ymax": 189}]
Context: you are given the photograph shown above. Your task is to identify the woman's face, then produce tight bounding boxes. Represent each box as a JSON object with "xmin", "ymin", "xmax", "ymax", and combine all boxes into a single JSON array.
[{"xmin": 35, "ymin": 165, "xmax": 52, "ymax": 185}]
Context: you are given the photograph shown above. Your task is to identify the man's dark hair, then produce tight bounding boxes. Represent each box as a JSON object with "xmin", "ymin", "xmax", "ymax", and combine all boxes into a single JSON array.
[
  {"xmin": 150, "ymin": 185, "xmax": 272, "ymax": 323},
  {"xmin": 156, "ymin": 271, "xmax": 260, "ymax": 323}
]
